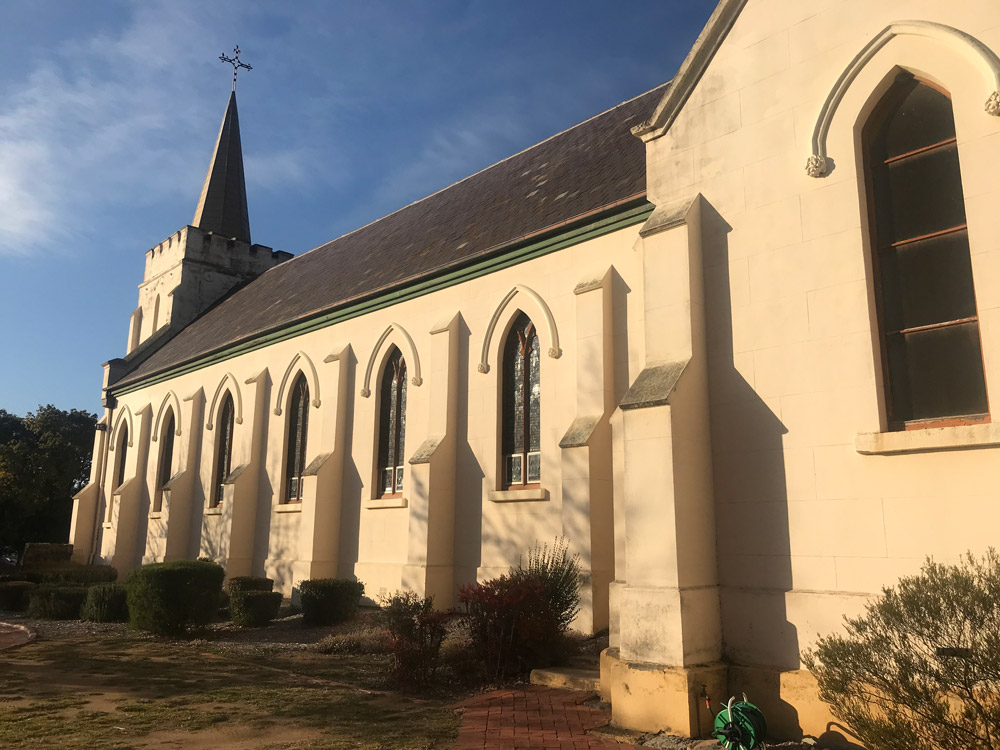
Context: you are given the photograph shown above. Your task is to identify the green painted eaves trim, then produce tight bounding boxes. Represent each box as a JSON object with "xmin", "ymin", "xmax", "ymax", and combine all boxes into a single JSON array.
[{"xmin": 113, "ymin": 199, "xmax": 653, "ymax": 397}]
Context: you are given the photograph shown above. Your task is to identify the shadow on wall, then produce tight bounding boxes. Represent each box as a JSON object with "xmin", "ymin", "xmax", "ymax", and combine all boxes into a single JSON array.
[
  {"xmin": 451, "ymin": 317, "xmax": 484, "ymax": 589},
  {"xmin": 701, "ymin": 201, "xmax": 801, "ymax": 738},
  {"xmin": 338, "ymin": 348, "xmax": 363, "ymax": 578},
  {"xmin": 811, "ymin": 723, "xmax": 865, "ymax": 749}
]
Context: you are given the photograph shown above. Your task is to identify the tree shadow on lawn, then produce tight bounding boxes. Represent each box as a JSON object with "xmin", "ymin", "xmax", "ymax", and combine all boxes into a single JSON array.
[{"xmin": 0, "ymin": 634, "xmax": 459, "ymax": 750}]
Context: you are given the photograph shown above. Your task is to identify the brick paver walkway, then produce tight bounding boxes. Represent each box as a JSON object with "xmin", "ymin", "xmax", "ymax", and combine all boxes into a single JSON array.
[{"xmin": 453, "ymin": 685, "xmax": 637, "ymax": 749}]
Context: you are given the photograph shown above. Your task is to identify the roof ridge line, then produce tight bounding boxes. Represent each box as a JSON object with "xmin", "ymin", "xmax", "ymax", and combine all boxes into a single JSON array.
[{"xmin": 283, "ymin": 80, "xmax": 671, "ymax": 265}]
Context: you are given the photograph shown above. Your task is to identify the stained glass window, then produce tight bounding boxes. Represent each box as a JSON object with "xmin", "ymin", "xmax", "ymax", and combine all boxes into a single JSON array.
[
  {"xmin": 212, "ymin": 394, "xmax": 234, "ymax": 508},
  {"xmin": 153, "ymin": 411, "xmax": 174, "ymax": 512},
  {"xmin": 377, "ymin": 348, "xmax": 407, "ymax": 496},
  {"xmin": 285, "ymin": 374, "xmax": 309, "ymax": 503},
  {"xmin": 865, "ymin": 74, "xmax": 988, "ymax": 427},
  {"xmin": 502, "ymin": 312, "xmax": 541, "ymax": 486}
]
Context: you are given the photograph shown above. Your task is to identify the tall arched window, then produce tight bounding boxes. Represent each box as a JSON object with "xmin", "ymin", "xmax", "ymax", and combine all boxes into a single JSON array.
[
  {"xmin": 502, "ymin": 312, "xmax": 541, "ymax": 486},
  {"xmin": 285, "ymin": 373, "xmax": 309, "ymax": 503},
  {"xmin": 108, "ymin": 422, "xmax": 129, "ymax": 522},
  {"xmin": 864, "ymin": 73, "xmax": 988, "ymax": 428},
  {"xmin": 211, "ymin": 394, "xmax": 234, "ymax": 508},
  {"xmin": 115, "ymin": 423, "xmax": 129, "ymax": 489},
  {"xmin": 153, "ymin": 410, "xmax": 175, "ymax": 513},
  {"xmin": 377, "ymin": 347, "xmax": 407, "ymax": 496}
]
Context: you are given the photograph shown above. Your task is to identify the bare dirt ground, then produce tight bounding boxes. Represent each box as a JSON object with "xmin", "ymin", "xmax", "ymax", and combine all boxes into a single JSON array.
[{"xmin": 0, "ymin": 613, "xmax": 459, "ymax": 750}]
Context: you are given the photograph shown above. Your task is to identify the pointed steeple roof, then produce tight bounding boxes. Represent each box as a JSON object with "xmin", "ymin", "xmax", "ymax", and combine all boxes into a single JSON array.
[{"xmin": 193, "ymin": 91, "xmax": 251, "ymax": 243}]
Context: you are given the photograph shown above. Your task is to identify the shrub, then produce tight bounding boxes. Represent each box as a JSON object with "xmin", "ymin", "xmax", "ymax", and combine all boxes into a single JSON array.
[
  {"xmin": 511, "ymin": 538, "xmax": 581, "ymax": 632},
  {"xmin": 81, "ymin": 583, "xmax": 129, "ymax": 623},
  {"xmin": 459, "ymin": 574, "xmax": 560, "ymax": 682},
  {"xmin": 803, "ymin": 550, "xmax": 1000, "ymax": 750},
  {"xmin": 125, "ymin": 560, "xmax": 225, "ymax": 636},
  {"xmin": 459, "ymin": 537, "xmax": 581, "ymax": 682},
  {"xmin": 22, "ymin": 563, "xmax": 118, "ymax": 586},
  {"xmin": 381, "ymin": 592, "xmax": 449, "ymax": 686},
  {"xmin": 300, "ymin": 578, "xmax": 364, "ymax": 626},
  {"xmin": 315, "ymin": 626, "xmax": 393, "ymax": 655},
  {"xmin": 27, "ymin": 586, "xmax": 88, "ymax": 619},
  {"xmin": 0, "ymin": 581, "xmax": 36, "ymax": 612},
  {"xmin": 226, "ymin": 576, "xmax": 274, "ymax": 595},
  {"xmin": 230, "ymin": 590, "xmax": 282, "ymax": 627}
]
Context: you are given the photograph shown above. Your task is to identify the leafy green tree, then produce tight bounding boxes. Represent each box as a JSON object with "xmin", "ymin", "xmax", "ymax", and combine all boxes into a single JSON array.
[{"xmin": 0, "ymin": 405, "xmax": 96, "ymax": 554}]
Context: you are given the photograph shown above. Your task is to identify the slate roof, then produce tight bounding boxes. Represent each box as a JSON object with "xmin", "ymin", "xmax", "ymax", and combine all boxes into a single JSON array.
[{"xmin": 115, "ymin": 82, "xmax": 669, "ymax": 388}]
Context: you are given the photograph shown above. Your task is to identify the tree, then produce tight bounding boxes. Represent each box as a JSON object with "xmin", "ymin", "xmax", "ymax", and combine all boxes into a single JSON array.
[{"xmin": 0, "ymin": 405, "xmax": 96, "ymax": 555}]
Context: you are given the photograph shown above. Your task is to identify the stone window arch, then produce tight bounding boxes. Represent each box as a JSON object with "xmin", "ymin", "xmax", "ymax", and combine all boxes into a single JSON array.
[
  {"xmin": 283, "ymin": 373, "xmax": 310, "ymax": 503},
  {"xmin": 211, "ymin": 393, "xmax": 235, "ymax": 508},
  {"xmin": 501, "ymin": 312, "xmax": 541, "ymax": 487},
  {"xmin": 375, "ymin": 346, "xmax": 407, "ymax": 497}
]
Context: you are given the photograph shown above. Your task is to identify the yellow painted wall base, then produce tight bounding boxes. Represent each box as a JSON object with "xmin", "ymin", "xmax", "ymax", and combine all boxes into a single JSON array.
[
  {"xmin": 601, "ymin": 648, "xmax": 726, "ymax": 737},
  {"xmin": 602, "ymin": 650, "xmax": 852, "ymax": 745}
]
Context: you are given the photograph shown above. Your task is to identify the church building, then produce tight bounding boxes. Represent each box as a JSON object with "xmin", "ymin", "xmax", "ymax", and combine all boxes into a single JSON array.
[{"xmin": 70, "ymin": 0, "xmax": 1000, "ymax": 740}]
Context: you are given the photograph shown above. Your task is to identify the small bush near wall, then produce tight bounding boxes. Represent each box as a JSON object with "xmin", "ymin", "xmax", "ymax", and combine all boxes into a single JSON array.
[
  {"xmin": 804, "ymin": 550, "xmax": 1000, "ymax": 750},
  {"xmin": 22, "ymin": 564, "xmax": 118, "ymax": 586},
  {"xmin": 381, "ymin": 592, "xmax": 449, "ymax": 686},
  {"xmin": 300, "ymin": 579, "xmax": 365, "ymax": 626},
  {"xmin": 459, "ymin": 537, "xmax": 582, "ymax": 682},
  {"xmin": 0, "ymin": 581, "xmax": 36, "ymax": 611},
  {"xmin": 459, "ymin": 575, "xmax": 558, "ymax": 682},
  {"xmin": 26, "ymin": 586, "xmax": 89, "ymax": 619},
  {"xmin": 230, "ymin": 590, "xmax": 282, "ymax": 627},
  {"xmin": 125, "ymin": 560, "xmax": 225, "ymax": 636},
  {"xmin": 226, "ymin": 576, "xmax": 274, "ymax": 595},
  {"xmin": 81, "ymin": 583, "xmax": 129, "ymax": 623}
]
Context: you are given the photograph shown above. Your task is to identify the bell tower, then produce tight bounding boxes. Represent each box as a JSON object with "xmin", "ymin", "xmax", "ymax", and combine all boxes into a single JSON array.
[{"xmin": 126, "ymin": 52, "xmax": 290, "ymax": 356}]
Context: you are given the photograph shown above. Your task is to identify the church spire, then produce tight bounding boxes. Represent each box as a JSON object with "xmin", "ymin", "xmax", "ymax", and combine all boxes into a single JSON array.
[{"xmin": 192, "ymin": 89, "xmax": 251, "ymax": 244}]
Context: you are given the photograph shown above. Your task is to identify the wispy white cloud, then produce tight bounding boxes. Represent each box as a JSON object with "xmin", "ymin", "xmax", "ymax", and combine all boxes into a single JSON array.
[{"xmin": 0, "ymin": 0, "xmax": 320, "ymax": 256}]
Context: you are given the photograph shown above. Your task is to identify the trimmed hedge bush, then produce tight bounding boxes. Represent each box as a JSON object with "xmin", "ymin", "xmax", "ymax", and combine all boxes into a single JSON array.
[
  {"xmin": 27, "ymin": 586, "xmax": 88, "ymax": 619},
  {"xmin": 125, "ymin": 560, "xmax": 225, "ymax": 636},
  {"xmin": 300, "ymin": 578, "xmax": 364, "ymax": 626},
  {"xmin": 230, "ymin": 590, "xmax": 282, "ymax": 627},
  {"xmin": 226, "ymin": 576, "xmax": 274, "ymax": 595},
  {"xmin": 0, "ymin": 581, "xmax": 36, "ymax": 612},
  {"xmin": 22, "ymin": 563, "xmax": 118, "ymax": 586},
  {"xmin": 81, "ymin": 583, "xmax": 129, "ymax": 623}
]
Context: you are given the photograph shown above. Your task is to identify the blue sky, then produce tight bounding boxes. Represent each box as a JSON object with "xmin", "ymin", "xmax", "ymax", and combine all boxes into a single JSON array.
[{"xmin": 0, "ymin": 0, "xmax": 716, "ymax": 417}]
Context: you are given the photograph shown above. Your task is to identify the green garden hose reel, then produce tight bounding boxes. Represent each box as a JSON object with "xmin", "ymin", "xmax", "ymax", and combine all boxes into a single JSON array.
[{"xmin": 711, "ymin": 696, "xmax": 768, "ymax": 750}]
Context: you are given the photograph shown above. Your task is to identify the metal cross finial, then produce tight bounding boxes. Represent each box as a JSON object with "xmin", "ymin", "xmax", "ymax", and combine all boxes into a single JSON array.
[{"xmin": 219, "ymin": 45, "xmax": 252, "ymax": 91}]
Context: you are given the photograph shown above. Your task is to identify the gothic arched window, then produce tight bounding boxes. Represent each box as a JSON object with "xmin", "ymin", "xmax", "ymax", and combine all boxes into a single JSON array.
[
  {"xmin": 377, "ymin": 347, "xmax": 407, "ymax": 496},
  {"xmin": 115, "ymin": 423, "xmax": 129, "ymax": 490},
  {"xmin": 211, "ymin": 394, "xmax": 234, "ymax": 508},
  {"xmin": 502, "ymin": 312, "xmax": 541, "ymax": 486},
  {"xmin": 864, "ymin": 74, "xmax": 988, "ymax": 428},
  {"xmin": 153, "ymin": 410, "xmax": 175, "ymax": 513},
  {"xmin": 285, "ymin": 374, "xmax": 309, "ymax": 503}
]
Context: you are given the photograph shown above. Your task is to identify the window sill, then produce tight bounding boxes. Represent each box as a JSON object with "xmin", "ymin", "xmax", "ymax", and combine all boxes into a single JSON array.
[
  {"xmin": 365, "ymin": 496, "xmax": 408, "ymax": 509},
  {"xmin": 488, "ymin": 487, "xmax": 549, "ymax": 503},
  {"xmin": 275, "ymin": 503, "xmax": 302, "ymax": 513},
  {"xmin": 149, "ymin": 512, "xmax": 163, "ymax": 520},
  {"xmin": 204, "ymin": 507, "xmax": 223, "ymax": 516},
  {"xmin": 102, "ymin": 522, "xmax": 112, "ymax": 529},
  {"xmin": 856, "ymin": 421, "xmax": 1000, "ymax": 455}
]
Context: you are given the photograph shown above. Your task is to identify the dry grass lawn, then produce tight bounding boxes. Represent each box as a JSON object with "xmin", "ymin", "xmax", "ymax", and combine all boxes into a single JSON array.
[{"xmin": 0, "ymin": 630, "xmax": 459, "ymax": 749}]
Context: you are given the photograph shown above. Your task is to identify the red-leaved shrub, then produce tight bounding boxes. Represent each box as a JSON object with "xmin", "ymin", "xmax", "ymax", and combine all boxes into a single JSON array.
[{"xmin": 458, "ymin": 574, "xmax": 560, "ymax": 682}]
